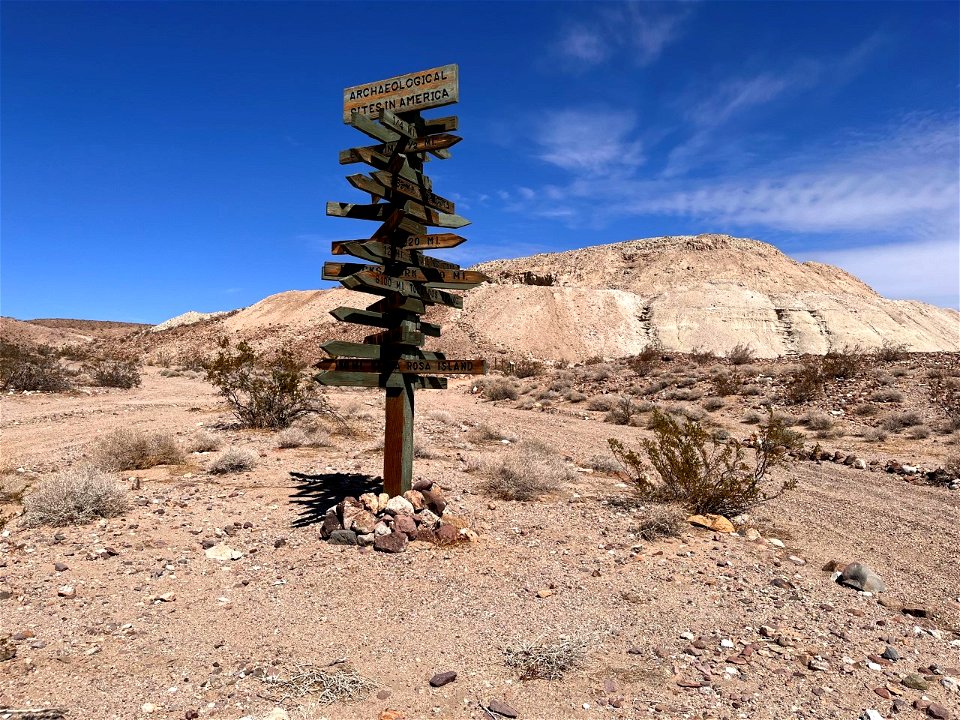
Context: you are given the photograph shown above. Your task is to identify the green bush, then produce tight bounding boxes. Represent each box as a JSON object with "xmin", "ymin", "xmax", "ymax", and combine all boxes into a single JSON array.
[
  {"xmin": 609, "ymin": 409, "xmax": 800, "ymax": 516},
  {"xmin": 206, "ymin": 338, "xmax": 330, "ymax": 429},
  {"xmin": 86, "ymin": 356, "xmax": 142, "ymax": 389}
]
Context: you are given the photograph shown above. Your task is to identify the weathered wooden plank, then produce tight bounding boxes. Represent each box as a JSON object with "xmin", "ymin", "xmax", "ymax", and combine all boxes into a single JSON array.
[
  {"xmin": 320, "ymin": 340, "xmax": 382, "ymax": 359},
  {"xmin": 379, "ymin": 109, "xmax": 418, "ymax": 139},
  {"xmin": 340, "ymin": 269, "xmax": 464, "ymax": 308},
  {"xmin": 346, "ymin": 173, "xmax": 390, "ymax": 202},
  {"xmin": 401, "ymin": 200, "xmax": 470, "ymax": 229},
  {"xmin": 332, "ymin": 239, "xmax": 460, "ymax": 270},
  {"xmin": 325, "ymin": 202, "xmax": 427, "ymax": 235},
  {"xmin": 341, "ymin": 147, "xmax": 433, "ymax": 190},
  {"xmin": 347, "ymin": 110, "xmax": 400, "ymax": 143},
  {"xmin": 343, "ymin": 64, "xmax": 458, "ymax": 123},
  {"xmin": 315, "ymin": 358, "xmax": 485, "ymax": 375},
  {"xmin": 315, "ymin": 370, "xmax": 447, "ymax": 390},
  {"xmin": 329, "ymin": 306, "xmax": 442, "ymax": 336},
  {"xmin": 364, "ymin": 328, "xmax": 425, "ymax": 347},
  {"xmin": 423, "ymin": 116, "xmax": 458, "ymax": 133},
  {"xmin": 368, "ymin": 295, "xmax": 426, "ymax": 315},
  {"xmin": 399, "ymin": 233, "xmax": 467, "ymax": 250},
  {"xmin": 324, "ymin": 261, "xmax": 487, "ymax": 289},
  {"xmin": 338, "ymin": 134, "xmax": 461, "ymax": 164},
  {"xmin": 371, "ymin": 170, "xmax": 455, "ymax": 213}
]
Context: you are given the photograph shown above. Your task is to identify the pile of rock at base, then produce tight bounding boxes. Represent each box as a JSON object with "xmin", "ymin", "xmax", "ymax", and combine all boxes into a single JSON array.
[
  {"xmin": 319, "ymin": 480, "xmax": 476, "ymax": 553},
  {"xmin": 784, "ymin": 442, "xmax": 960, "ymax": 490}
]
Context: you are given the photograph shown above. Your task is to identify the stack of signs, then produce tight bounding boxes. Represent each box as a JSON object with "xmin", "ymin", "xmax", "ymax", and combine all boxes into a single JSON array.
[{"xmin": 317, "ymin": 64, "xmax": 489, "ymax": 496}]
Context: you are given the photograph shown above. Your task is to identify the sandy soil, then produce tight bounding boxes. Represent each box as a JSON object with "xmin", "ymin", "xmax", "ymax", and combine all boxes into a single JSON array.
[{"xmin": 1, "ymin": 364, "xmax": 959, "ymax": 720}]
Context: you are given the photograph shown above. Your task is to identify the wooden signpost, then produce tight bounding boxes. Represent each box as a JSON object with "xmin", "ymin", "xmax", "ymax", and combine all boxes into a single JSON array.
[{"xmin": 318, "ymin": 63, "xmax": 488, "ymax": 496}]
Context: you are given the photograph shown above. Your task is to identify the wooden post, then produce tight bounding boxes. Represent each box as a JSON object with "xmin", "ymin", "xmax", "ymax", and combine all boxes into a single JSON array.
[
  {"xmin": 383, "ymin": 376, "xmax": 414, "ymax": 495},
  {"xmin": 318, "ymin": 64, "xmax": 488, "ymax": 499}
]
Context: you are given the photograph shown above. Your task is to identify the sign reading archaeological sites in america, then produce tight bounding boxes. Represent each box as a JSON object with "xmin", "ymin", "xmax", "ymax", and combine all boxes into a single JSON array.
[{"xmin": 343, "ymin": 64, "xmax": 459, "ymax": 122}]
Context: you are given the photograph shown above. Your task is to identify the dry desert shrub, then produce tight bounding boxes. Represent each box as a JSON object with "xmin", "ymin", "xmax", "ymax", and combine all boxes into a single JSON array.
[
  {"xmin": 86, "ymin": 355, "xmax": 142, "ymax": 389},
  {"xmin": 711, "ymin": 372, "xmax": 741, "ymax": 397},
  {"xmin": 480, "ymin": 445, "xmax": 575, "ymax": 501},
  {"xmin": 880, "ymin": 411, "xmax": 923, "ymax": 432},
  {"xmin": 205, "ymin": 338, "xmax": 332, "ymax": 429},
  {"xmin": 702, "ymin": 396, "xmax": 725, "ymax": 412},
  {"xmin": 257, "ymin": 662, "xmax": 376, "ymax": 705},
  {"xmin": 907, "ymin": 425, "xmax": 931, "ymax": 439},
  {"xmin": 862, "ymin": 427, "xmax": 888, "ymax": 443},
  {"xmin": 587, "ymin": 454, "xmax": 621, "ymax": 474},
  {"xmin": 610, "ymin": 409, "xmax": 800, "ymax": 516},
  {"xmin": 689, "ymin": 346, "xmax": 716, "ymax": 365},
  {"xmin": 727, "ymin": 343, "xmax": 755, "ymax": 365},
  {"xmin": 783, "ymin": 358, "xmax": 824, "ymax": 404},
  {"xmin": 22, "ymin": 466, "xmax": 128, "ymax": 527},
  {"xmin": 413, "ymin": 440, "xmax": 435, "ymax": 459},
  {"xmin": 586, "ymin": 394, "xmax": 617, "ymax": 411},
  {"xmin": 566, "ymin": 389, "xmax": 587, "ymax": 403},
  {"xmin": 870, "ymin": 388, "xmax": 904, "ymax": 403},
  {"xmin": 0, "ymin": 341, "xmax": 72, "ymax": 392},
  {"xmin": 477, "ymin": 376, "xmax": 519, "ymax": 401},
  {"xmin": 799, "ymin": 412, "xmax": 834, "ymax": 431},
  {"xmin": 209, "ymin": 447, "xmax": 258, "ymax": 474},
  {"xmin": 628, "ymin": 345, "xmax": 661, "ymax": 376},
  {"xmin": 636, "ymin": 504, "xmax": 686, "ymax": 541},
  {"xmin": 872, "ymin": 341, "xmax": 909, "ymax": 362},
  {"xmin": 604, "ymin": 396, "xmax": 639, "ymax": 425},
  {"xmin": 277, "ymin": 427, "xmax": 310, "ymax": 448},
  {"xmin": 821, "ymin": 345, "xmax": 868, "ymax": 379},
  {"xmin": 503, "ymin": 635, "xmax": 588, "ymax": 680},
  {"xmin": 95, "ymin": 429, "xmax": 184, "ymax": 470},
  {"xmin": 185, "ymin": 430, "xmax": 222, "ymax": 453}
]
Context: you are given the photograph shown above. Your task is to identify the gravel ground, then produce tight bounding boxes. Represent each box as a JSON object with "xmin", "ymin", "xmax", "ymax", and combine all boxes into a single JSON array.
[{"xmin": 1, "ymin": 368, "xmax": 958, "ymax": 720}]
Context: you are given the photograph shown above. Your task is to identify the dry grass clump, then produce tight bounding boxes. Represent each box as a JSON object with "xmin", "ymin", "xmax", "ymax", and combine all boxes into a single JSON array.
[
  {"xmin": 427, "ymin": 409, "xmax": 455, "ymax": 425},
  {"xmin": 702, "ymin": 396, "xmax": 725, "ymax": 412},
  {"xmin": 627, "ymin": 345, "xmax": 661, "ymax": 376},
  {"xmin": 742, "ymin": 411, "xmax": 762, "ymax": 424},
  {"xmin": 604, "ymin": 396, "xmax": 639, "ymax": 425},
  {"xmin": 800, "ymin": 412, "xmax": 834, "ymax": 431},
  {"xmin": 880, "ymin": 411, "xmax": 923, "ymax": 432},
  {"xmin": 480, "ymin": 445, "xmax": 575, "ymax": 501},
  {"xmin": 566, "ymin": 390, "xmax": 587, "ymax": 403},
  {"xmin": 907, "ymin": 425, "xmax": 931, "ymax": 439},
  {"xmin": 185, "ymin": 430, "xmax": 222, "ymax": 453},
  {"xmin": 503, "ymin": 635, "xmax": 588, "ymax": 680},
  {"xmin": 95, "ymin": 429, "xmax": 184, "ymax": 470},
  {"xmin": 22, "ymin": 466, "xmax": 128, "ymax": 527},
  {"xmin": 862, "ymin": 428, "xmax": 888, "ymax": 443},
  {"xmin": 209, "ymin": 447, "xmax": 258, "ymax": 474},
  {"xmin": 277, "ymin": 427, "xmax": 310, "ymax": 448},
  {"xmin": 636, "ymin": 504, "xmax": 686, "ymax": 541},
  {"xmin": 258, "ymin": 662, "xmax": 376, "ymax": 705},
  {"xmin": 478, "ymin": 376, "xmax": 519, "ymax": 401},
  {"xmin": 467, "ymin": 423, "xmax": 517, "ymax": 444},
  {"xmin": 870, "ymin": 388, "xmax": 904, "ymax": 403},
  {"xmin": 782, "ymin": 358, "xmax": 823, "ymax": 404},
  {"xmin": 587, "ymin": 454, "xmax": 621, "ymax": 474},
  {"xmin": 711, "ymin": 372, "xmax": 741, "ymax": 397},
  {"xmin": 413, "ymin": 440, "xmax": 435, "ymax": 459}
]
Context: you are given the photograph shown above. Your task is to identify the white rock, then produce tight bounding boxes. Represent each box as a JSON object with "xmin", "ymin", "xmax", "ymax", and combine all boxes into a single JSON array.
[
  {"xmin": 861, "ymin": 710, "xmax": 883, "ymax": 720},
  {"xmin": 720, "ymin": 638, "xmax": 735, "ymax": 648},
  {"xmin": 204, "ymin": 544, "xmax": 243, "ymax": 561},
  {"xmin": 261, "ymin": 708, "xmax": 290, "ymax": 720},
  {"xmin": 769, "ymin": 538, "xmax": 785, "ymax": 548},
  {"xmin": 141, "ymin": 703, "xmax": 156, "ymax": 714},
  {"xmin": 57, "ymin": 585, "xmax": 76, "ymax": 598},
  {"xmin": 385, "ymin": 496, "xmax": 414, "ymax": 515},
  {"xmin": 374, "ymin": 522, "xmax": 391, "ymax": 537}
]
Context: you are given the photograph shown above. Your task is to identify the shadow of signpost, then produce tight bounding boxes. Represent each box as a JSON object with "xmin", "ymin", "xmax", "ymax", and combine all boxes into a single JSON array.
[{"xmin": 288, "ymin": 471, "xmax": 383, "ymax": 527}]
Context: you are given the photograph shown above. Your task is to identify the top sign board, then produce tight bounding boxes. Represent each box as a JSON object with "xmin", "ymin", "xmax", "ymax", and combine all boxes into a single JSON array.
[{"xmin": 343, "ymin": 64, "xmax": 459, "ymax": 123}]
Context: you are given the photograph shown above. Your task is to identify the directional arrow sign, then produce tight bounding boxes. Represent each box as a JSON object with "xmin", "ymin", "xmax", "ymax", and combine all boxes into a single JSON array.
[
  {"xmin": 326, "ymin": 202, "xmax": 427, "ymax": 235},
  {"xmin": 378, "ymin": 109, "xmax": 417, "ymax": 139},
  {"xmin": 341, "ymin": 147, "xmax": 432, "ymax": 190},
  {"xmin": 399, "ymin": 233, "xmax": 467, "ymax": 250},
  {"xmin": 330, "ymin": 306, "xmax": 442, "ymax": 336},
  {"xmin": 320, "ymin": 341, "xmax": 450, "ymax": 361},
  {"xmin": 315, "ymin": 358, "xmax": 486, "ymax": 375},
  {"xmin": 332, "ymin": 239, "xmax": 460, "ymax": 270},
  {"xmin": 347, "ymin": 110, "xmax": 400, "ymax": 143},
  {"xmin": 324, "ymin": 262, "xmax": 487, "ymax": 289},
  {"xmin": 401, "ymin": 200, "xmax": 469, "ymax": 229},
  {"xmin": 372, "ymin": 171, "xmax": 455, "ymax": 213},
  {"xmin": 339, "ymin": 269, "xmax": 464, "ymax": 308},
  {"xmin": 316, "ymin": 370, "xmax": 447, "ymax": 390},
  {"xmin": 339, "ymin": 134, "xmax": 461, "ymax": 165},
  {"xmin": 363, "ymin": 328, "xmax": 425, "ymax": 347}
]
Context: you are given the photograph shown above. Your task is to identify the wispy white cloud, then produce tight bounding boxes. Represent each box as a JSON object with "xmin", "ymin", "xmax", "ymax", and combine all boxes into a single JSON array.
[
  {"xmin": 556, "ymin": 2, "xmax": 691, "ymax": 68},
  {"xmin": 800, "ymin": 238, "xmax": 960, "ymax": 309},
  {"xmin": 535, "ymin": 108, "xmax": 644, "ymax": 176}
]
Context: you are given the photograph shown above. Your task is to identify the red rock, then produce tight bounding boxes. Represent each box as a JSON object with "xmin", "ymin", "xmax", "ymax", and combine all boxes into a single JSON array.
[
  {"xmin": 874, "ymin": 687, "xmax": 891, "ymax": 699},
  {"xmin": 421, "ymin": 487, "xmax": 447, "ymax": 515},
  {"xmin": 394, "ymin": 514, "xmax": 417, "ymax": 538},
  {"xmin": 415, "ymin": 526, "xmax": 437, "ymax": 543},
  {"xmin": 402, "ymin": 490, "xmax": 425, "ymax": 511},
  {"xmin": 429, "ymin": 670, "xmax": 457, "ymax": 687},
  {"xmin": 927, "ymin": 703, "xmax": 951, "ymax": 720},
  {"xmin": 435, "ymin": 523, "xmax": 458, "ymax": 544},
  {"xmin": 412, "ymin": 479, "xmax": 433, "ymax": 491},
  {"xmin": 374, "ymin": 532, "xmax": 408, "ymax": 554},
  {"xmin": 486, "ymin": 700, "xmax": 517, "ymax": 718}
]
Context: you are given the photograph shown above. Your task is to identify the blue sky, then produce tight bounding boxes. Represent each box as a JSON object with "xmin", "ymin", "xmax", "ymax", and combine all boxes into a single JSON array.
[{"xmin": 2, "ymin": 1, "xmax": 958, "ymax": 323}]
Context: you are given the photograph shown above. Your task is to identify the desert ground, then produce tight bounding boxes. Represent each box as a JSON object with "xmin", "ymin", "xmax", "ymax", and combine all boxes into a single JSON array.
[{"xmin": 2, "ymin": 339, "xmax": 960, "ymax": 720}]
